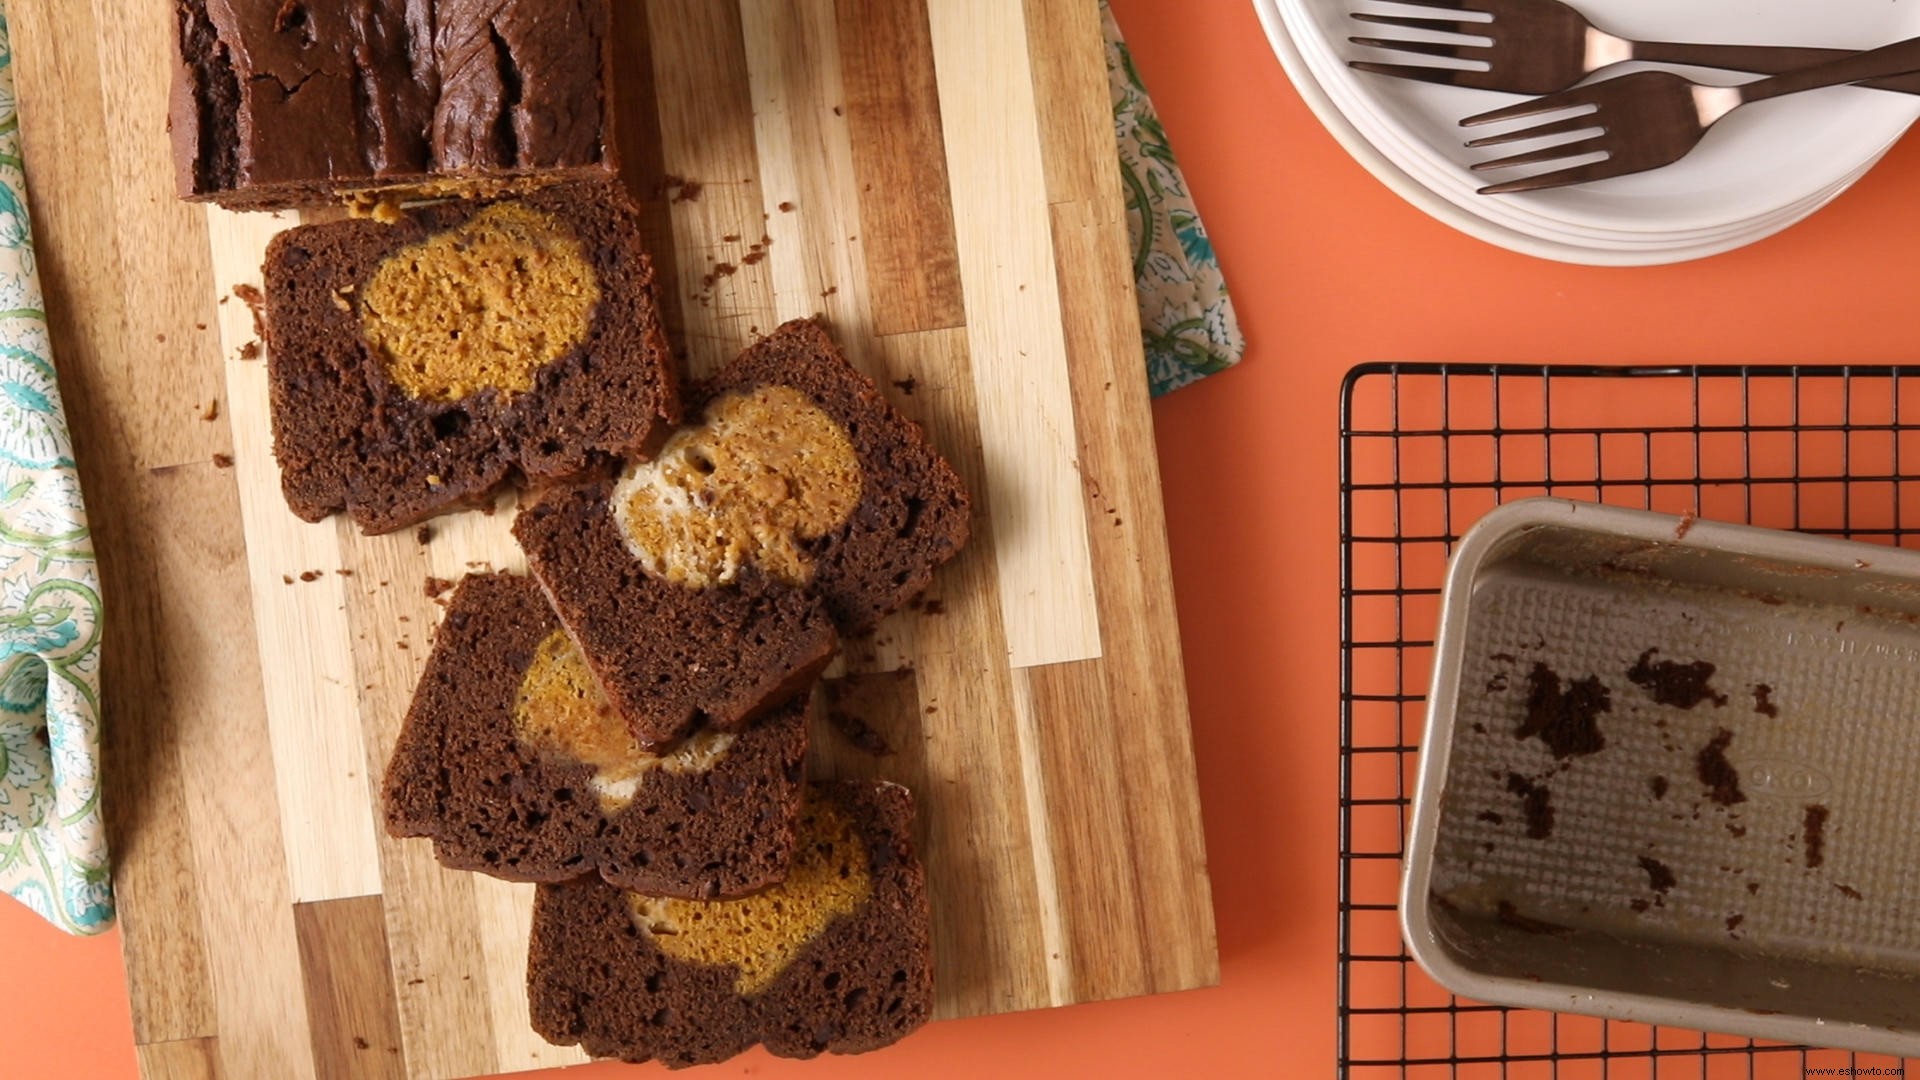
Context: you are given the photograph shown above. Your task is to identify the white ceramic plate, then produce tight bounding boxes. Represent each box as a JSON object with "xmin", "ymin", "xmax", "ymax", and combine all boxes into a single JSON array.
[
  {"xmin": 1252, "ymin": 0, "xmax": 1890, "ymax": 264},
  {"xmin": 1274, "ymin": 2, "xmax": 1889, "ymax": 249},
  {"xmin": 1296, "ymin": 0, "xmax": 1920, "ymax": 234},
  {"xmin": 1283, "ymin": 2, "xmax": 1879, "ymax": 250},
  {"xmin": 1282, "ymin": 0, "xmax": 1894, "ymax": 248}
]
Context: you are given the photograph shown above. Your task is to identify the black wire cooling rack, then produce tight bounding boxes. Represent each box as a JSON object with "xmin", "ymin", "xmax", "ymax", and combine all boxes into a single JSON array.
[{"xmin": 1338, "ymin": 363, "xmax": 1920, "ymax": 1080}]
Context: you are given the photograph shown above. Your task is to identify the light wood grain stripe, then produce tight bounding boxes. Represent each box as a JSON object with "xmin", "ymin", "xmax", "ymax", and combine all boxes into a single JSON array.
[
  {"xmin": 205, "ymin": 207, "xmax": 383, "ymax": 903},
  {"xmin": 645, "ymin": 0, "xmax": 778, "ymax": 378},
  {"xmin": 155, "ymin": 464, "xmax": 319, "ymax": 1080},
  {"xmin": 884, "ymin": 329, "xmax": 1051, "ymax": 1018},
  {"xmin": 85, "ymin": 0, "xmax": 228, "ymax": 470},
  {"xmin": 1008, "ymin": 669, "xmax": 1071, "ymax": 1006},
  {"xmin": 926, "ymin": 0, "xmax": 1102, "ymax": 670},
  {"xmin": 339, "ymin": 525, "xmax": 497, "ymax": 1080},
  {"xmin": 835, "ymin": 0, "xmax": 965, "ymax": 335},
  {"xmin": 1027, "ymin": 0, "xmax": 1221, "ymax": 993},
  {"xmin": 137, "ymin": 1038, "xmax": 222, "ymax": 1080},
  {"xmin": 294, "ymin": 896, "xmax": 408, "ymax": 1080}
]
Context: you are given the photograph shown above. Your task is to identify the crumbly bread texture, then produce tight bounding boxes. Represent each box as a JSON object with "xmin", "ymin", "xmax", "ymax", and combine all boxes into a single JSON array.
[
  {"xmin": 171, "ymin": 0, "xmax": 616, "ymax": 210},
  {"xmin": 381, "ymin": 573, "xmax": 808, "ymax": 898},
  {"xmin": 512, "ymin": 475, "xmax": 840, "ymax": 750},
  {"xmin": 513, "ymin": 319, "xmax": 969, "ymax": 746},
  {"xmin": 700, "ymin": 320, "xmax": 971, "ymax": 634},
  {"xmin": 527, "ymin": 780, "xmax": 934, "ymax": 1067},
  {"xmin": 263, "ymin": 182, "xmax": 679, "ymax": 534}
]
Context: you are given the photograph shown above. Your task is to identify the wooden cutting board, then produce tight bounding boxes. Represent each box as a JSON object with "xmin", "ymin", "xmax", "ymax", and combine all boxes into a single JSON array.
[{"xmin": 14, "ymin": 1, "xmax": 1216, "ymax": 1077}]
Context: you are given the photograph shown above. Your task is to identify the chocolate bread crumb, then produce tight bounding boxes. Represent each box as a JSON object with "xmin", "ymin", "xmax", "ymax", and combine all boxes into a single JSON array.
[
  {"xmin": 1697, "ymin": 728, "xmax": 1746, "ymax": 806},
  {"xmin": 1627, "ymin": 648, "xmax": 1727, "ymax": 709},
  {"xmin": 1516, "ymin": 663, "xmax": 1609, "ymax": 759},
  {"xmin": 1804, "ymin": 804, "xmax": 1830, "ymax": 868},
  {"xmin": 1638, "ymin": 855, "xmax": 1676, "ymax": 893},
  {"xmin": 1505, "ymin": 773, "xmax": 1553, "ymax": 840},
  {"xmin": 827, "ymin": 710, "xmax": 893, "ymax": 758}
]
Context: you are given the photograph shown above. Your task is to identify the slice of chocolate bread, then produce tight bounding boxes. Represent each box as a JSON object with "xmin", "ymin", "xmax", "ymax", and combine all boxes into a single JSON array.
[
  {"xmin": 381, "ymin": 573, "xmax": 808, "ymax": 898},
  {"xmin": 697, "ymin": 319, "xmax": 972, "ymax": 635},
  {"xmin": 172, "ymin": 0, "xmax": 617, "ymax": 210},
  {"xmin": 528, "ymin": 780, "xmax": 934, "ymax": 1067},
  {"xmin": 264, "ymin": 182, "xmax": 679, "ymax": 534},
  {"xmin": 513, "ymin": 319, "xmax": 969, "ymax": 746},
  {"xmin": 512, "ymin": 476, "xmax": 840, "ymax": 750}
]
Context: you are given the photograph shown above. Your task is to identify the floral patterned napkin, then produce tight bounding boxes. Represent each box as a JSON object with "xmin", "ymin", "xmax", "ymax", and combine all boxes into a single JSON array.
[
  {"xmin": 1104, "ymin": 1, "xmax": 1246, "ymax": 396},
  {"xmin": 0, "ymin": 6, "xmax": 111, "ymax": 936}
]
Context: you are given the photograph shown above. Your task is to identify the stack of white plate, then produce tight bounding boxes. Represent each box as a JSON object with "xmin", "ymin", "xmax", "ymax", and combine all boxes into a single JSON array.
[{"xmin": 1254, "ymin": 0, "xmax": 1920, "ymax": 265}]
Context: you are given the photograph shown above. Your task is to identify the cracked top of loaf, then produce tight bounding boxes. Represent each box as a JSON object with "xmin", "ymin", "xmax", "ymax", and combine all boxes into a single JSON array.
[{"xmin": 171, "ymin": 0, "xmax": 615, "ymax": 210}]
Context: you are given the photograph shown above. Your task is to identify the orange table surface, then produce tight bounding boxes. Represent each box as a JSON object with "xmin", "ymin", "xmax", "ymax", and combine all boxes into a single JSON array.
[{"xmin": 15, "ymin": 2, "xmax": 1920, "ymax": 1077}]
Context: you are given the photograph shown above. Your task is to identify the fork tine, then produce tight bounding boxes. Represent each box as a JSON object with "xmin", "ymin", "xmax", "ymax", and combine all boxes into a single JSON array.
[
  {"xmin": 1464, "ymin": 113, "xmax": 1601, "ymax": 148},
  {"xmin": 1460, "ymin": 91, "xmax": 1595, "ymax": 127},
  {"xmin": 1470, "ymin": 135, "xmax": 1607, "ymax": 173},
  {"xmin": 1477, "ymin": 157, "xmax": 1623, "ymax": 195},
  {"xmin": 1348, "ymin": 36, "xmax": 1484, "ymax": 60},
  {"xmin": 1347, "ymin": 60, "xmax": 1472, "ymax": 87},
  {"xmin": 1349, "ymin": 12, "xmax": 1482, "ymax": 33},
  {"xmin": 1371, "ymin": 0, "xmax": 1485, "ymax": 11}
]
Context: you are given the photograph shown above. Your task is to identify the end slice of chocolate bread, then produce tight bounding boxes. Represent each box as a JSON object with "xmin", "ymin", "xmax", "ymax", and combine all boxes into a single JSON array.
[
  {"xmin": 264, "ymin": 182, "xmax": 679, "ymax": 534},
  {"xmin": 381, "ymin": 573, "xmax": 807, "ymax": 898},
  {"xmin": 527, "ymin": 780, "xmax": 934, "ymax": 1067}
]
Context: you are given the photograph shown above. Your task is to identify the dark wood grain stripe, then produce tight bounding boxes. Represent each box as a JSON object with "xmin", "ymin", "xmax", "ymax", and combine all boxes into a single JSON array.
[
  {"xmin": 882, "ymin": 329, "xmax": 1051, "ymax": 1018},
  {"xmin": 835, "ymin": 0, "xmax": 966, "ymax": 335},
  {"xmin": 294, "ymin": 896, "xmax": 409, "ymax": 1080},
  {"xmin": 610, "ymin": 0, "xmax": 687, "ymax": 355},
  {"xmin": 136, "ymin": 1037, "xmax": 221, "ymax": 1080},
  {"xmin": 1022, "ymin": 0, "xmax": 1116, "ymax": 207},
  {"xmin": 1028, "ymin": 0, "xmax": 1222, "ymax": 993},
  {"xmin": 644, "ymin": 0, "xmax": 777, "ymax": 378},
  {"xmin": 1027, "ymin": 659, "xmax": 1152, "ymax": 1002}
]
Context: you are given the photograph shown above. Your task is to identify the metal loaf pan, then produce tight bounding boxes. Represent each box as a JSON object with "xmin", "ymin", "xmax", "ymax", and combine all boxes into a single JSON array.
[{"xmin": 1404, "ymin": 497, "xmax": 1920, "ymax": 1055}]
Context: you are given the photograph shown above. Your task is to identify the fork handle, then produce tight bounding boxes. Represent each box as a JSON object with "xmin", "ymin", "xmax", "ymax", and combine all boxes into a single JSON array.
[
  {"xmin": 1735, "ymin": 36, "xmax": 1920, "ymax": 103},
  {"xmin": 1630, "ymin": 41, "xmax": 1920, "ymax": 96}
]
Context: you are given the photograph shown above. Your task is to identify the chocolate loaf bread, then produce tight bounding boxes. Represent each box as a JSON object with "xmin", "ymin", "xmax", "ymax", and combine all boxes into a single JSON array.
[
  {"xmin": 527, "ymin": 780, "xmax": 934, "ymax": 1067},
  {"xmin": 381, "ymin": 573, "xmax": 808, "ymax": 898},
  {"xmin": 171, "ymin": 0, "xmax": 616, "ymax": 210},
  {"xmin": 513, "ymin": 319, "xmax": 969, "ymax": 746},
  {"xmin": 264, "ymin": 182, "xmax": 679, "ymax": 534}
]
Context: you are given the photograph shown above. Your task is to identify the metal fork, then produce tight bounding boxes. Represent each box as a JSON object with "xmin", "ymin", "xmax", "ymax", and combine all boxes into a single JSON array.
[
  {"xmin": 1461, "ymin": 36, "xmax": 1920, "ymax": 194},
  {"xmin": 1349, "ymin": 0, "xmax": 1920, "ymax": 97}
]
